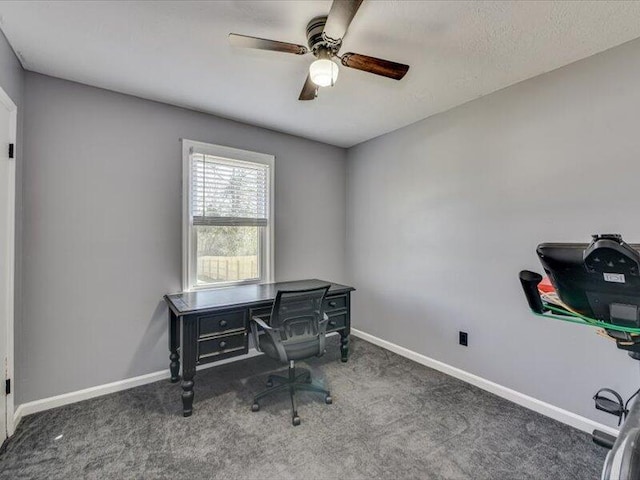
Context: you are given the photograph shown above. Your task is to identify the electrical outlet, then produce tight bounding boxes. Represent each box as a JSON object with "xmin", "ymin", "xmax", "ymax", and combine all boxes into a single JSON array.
[{"xmin": 459, "ymin": 331, "xmax": 468, "ymax": 346}]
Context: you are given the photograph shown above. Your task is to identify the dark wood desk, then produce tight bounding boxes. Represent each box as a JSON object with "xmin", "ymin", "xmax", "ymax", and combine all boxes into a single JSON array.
[{"xmin": 164, "ymin": 279, "xmax": 355, "ymax": 416}]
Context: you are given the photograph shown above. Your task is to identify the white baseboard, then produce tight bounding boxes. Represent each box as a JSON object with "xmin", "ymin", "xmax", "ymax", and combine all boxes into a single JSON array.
[
  {"xmin": 351, "ymin": 328, "xmax": 619, "ymax": 437},
  {"xmin": 12, "ymin": 331, "xmax": 616, "ymax": 438},
  {"xmin": 11, "ymin": 333, "xmax": 346, "ymax": 429},
  {"xmin": 13, "ymin": 404, "xmax": 23, "ymax": 432},
  {"xmin": 12, "ymin": 349, "xmax": 264, "ymax": 428}
]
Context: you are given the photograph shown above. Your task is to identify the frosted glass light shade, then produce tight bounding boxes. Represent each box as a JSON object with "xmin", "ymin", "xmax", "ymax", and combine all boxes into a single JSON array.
[{"xmin": 309, "ymin": 58, "xmax": 339, "ymax": 87}]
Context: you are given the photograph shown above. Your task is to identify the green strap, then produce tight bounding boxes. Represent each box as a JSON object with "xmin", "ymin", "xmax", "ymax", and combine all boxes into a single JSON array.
[{"xmin": 536, "ymin": 303, "xmax": 640, "ymax": 334}]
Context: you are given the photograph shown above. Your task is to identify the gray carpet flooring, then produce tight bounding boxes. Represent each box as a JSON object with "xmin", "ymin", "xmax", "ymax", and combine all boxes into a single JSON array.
[{"xmin": 0, "ymin": 336, "xmax": 606, "ymax": 479}]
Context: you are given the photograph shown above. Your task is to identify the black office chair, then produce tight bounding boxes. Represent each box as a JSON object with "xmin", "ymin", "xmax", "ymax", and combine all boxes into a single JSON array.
[{"xmin": 249, "ymin": 285, "xmax": 333, "ymax": 426}]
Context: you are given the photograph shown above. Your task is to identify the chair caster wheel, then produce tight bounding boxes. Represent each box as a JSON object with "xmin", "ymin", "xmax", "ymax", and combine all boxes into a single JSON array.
[
  {"xmin": 266, "ymin": 380, "xmax": 273, "ymax": 388},
  {"xmin": 251, "ymin": 403, "xmax": 260, "ymax": 412},
  {"xmin": 325, "ymin": 395, "xmax": 332, "ymax": 405},
  {"xmin": 292, "ymin": 416, "xmax": 301, "ymax": 426}
]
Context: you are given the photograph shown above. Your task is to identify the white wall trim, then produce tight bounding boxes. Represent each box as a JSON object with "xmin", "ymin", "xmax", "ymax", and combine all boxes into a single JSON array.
[
  {"xmin": 18, "ymin": 370, "xmax": 170, "ymax": 418},
  {"xmin": 13, "ymin": 330, "xmax": 616, "ymax": 437},
  {"xmin": 12, "ymin": 332, "xmax": 343, "ymax": 430},
  {"xmin": 13, "ymin": 403, "xmax": 23, "ymax": 430},
  {"xmin": 0, "ymin": 84, "xmax": 17, "ymax": 439},
  {"xmin": 351, "ymin": 328, "xmax": 619, "ymax": 437},
  {"xmin": 13, "ymin": 349, "xmax": 264, "ymax": 429}
]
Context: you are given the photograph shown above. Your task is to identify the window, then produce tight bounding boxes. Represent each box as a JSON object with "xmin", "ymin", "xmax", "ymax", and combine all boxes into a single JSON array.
[{"xmin": 182, "ymin": 140, "xmax": 274, "ymax": 290}]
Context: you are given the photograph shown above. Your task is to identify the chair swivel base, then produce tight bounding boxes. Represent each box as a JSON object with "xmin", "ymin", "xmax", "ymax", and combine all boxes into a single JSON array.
[{"xmin": 251, "ymin": 362, "xmax": 332, "ymax": 426}]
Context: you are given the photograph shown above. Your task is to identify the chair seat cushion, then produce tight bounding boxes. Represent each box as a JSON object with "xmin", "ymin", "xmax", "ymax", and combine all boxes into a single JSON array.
[{"xmin": 259, "ymin": 334, "xmax": 320, "ymax": 362}]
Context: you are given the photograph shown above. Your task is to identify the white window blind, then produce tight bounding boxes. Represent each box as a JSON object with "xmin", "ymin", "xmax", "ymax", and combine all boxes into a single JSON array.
[{"xmin": 191, "ymin": 152, "xmax": 269, "ymax": 227}]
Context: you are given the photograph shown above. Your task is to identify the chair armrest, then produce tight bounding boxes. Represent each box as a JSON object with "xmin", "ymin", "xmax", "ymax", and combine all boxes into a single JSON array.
[
  {"xmin": 316, "ymin": 311, "xmax": 330, "ymax": 357},
  {"xmin": 250, "ymin": 315, "xmax": 288, "ymax": 363},
  {"xmin": 317, "ymin": 311, "xmax": 329, "ymax": 332},
  {"xmin": 250, "ymin": 315, "xmax": 271, "ymax": 353},
  {"xmin": 251, "ymin": 315, "xmax": 273, "ymax": 331}
]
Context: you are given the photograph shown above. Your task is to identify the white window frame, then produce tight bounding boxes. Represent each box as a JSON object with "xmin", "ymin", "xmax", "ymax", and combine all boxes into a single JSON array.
[{"xmin": 182, "ymin": 139, "xmax": 274, "ymax": 291}]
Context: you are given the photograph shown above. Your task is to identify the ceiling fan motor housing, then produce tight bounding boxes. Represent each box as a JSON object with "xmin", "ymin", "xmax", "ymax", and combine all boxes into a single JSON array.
[{"xmin": 306, "ymin": 16, "xmax": 340, "ymax": 56}]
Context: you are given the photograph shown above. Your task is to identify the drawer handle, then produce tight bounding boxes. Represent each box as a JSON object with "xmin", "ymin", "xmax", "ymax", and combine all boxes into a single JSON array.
[
  {"xmin": 219, "ymin": 320, "xmax": 228, "ymax": 328},
  {"xmin": 219, "ymin": 341, "xmax": 227, "ymax": 349},
  {"xmin": 328, "ymin": 301, "xmax": 337, "ymax": 307},
  {"xmin": 329, "ymin": 320, "xmax": 336, "ymax": 326}
]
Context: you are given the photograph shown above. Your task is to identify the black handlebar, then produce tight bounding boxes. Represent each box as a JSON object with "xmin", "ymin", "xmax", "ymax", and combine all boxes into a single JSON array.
[{"xmin": 519, "ymin": 270, "xmax": 545, "ymax": 314}]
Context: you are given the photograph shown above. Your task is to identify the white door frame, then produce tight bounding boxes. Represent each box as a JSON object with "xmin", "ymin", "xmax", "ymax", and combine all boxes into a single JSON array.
[{"xmin": 0, "ymin": 84, "xmax": 17, "ymax": 438}]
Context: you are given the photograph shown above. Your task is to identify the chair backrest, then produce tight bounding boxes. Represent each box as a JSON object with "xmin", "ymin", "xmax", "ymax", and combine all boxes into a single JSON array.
[{"xmin": 270, "ymin": 285, "xmax": 330, "ymax": 346}]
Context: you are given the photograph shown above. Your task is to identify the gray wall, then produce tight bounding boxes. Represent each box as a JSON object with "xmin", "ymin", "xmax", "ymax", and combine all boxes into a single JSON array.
[
  {"xmin": 19, "ymin": 72, "xmax": 347, "ymax": 403},
  {"xmin": 0, "ymin": 28, "xmax": 24, "ymax": 404},
  {"xmin": 16, "ymin": 31, "xmax": 640, "ymax": 428},
  {"xmin": 346, "ymin": 37, "xmax": 640, "ymax": 427},
  {"xmin": 0, "ymin": 29, "xmax": 22, "ymax": 105}
]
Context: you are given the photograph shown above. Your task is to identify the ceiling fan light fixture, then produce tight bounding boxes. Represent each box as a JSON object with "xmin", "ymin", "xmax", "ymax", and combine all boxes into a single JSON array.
[
  {"xmin": 309, "ymin": 58, "xmax": 339, "ymax": 87},
  {"xmin": 229, "ymin": 0, "xmax": 410, "ymax": 100}
]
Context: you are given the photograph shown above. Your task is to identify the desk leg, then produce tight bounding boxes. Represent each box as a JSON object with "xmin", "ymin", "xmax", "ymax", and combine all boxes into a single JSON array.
[
  {"xmin": 168, "ymin": 311, "xmax": 180, "ymax": 383},
  {"xmin": 181, "ymin": 316, "xmax": 197, "ymax": 417},
  {"xmin": 340, "ymin": 330, "xmax": 350, "ymax": 363}
]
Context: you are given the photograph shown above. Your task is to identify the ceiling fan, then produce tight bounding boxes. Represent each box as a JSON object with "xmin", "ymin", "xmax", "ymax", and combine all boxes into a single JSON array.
[{"xmin": 229, "ymin": 0, "xmax": 410, "ymax": 100}]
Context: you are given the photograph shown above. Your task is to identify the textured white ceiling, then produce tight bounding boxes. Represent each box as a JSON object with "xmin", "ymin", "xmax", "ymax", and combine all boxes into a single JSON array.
[{"xmin": 1, "ymin": 1, "xmax": 640, "ymax": 147}]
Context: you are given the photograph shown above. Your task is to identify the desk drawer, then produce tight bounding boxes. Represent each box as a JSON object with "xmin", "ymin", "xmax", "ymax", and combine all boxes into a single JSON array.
[
  {"xmin": 198, "ymin": 332, "xmax": 247, "ymax": 360},
  {"xmin": 324, "ymin": 294, "xmax": 347, "ymax": 313},
  {"xmin": 199, "ymin": 309, "xmax": 247, "ymax": 337},
  {"xmin": 326, "ymin": 311, "xmax": 347, "ymax": 332}
]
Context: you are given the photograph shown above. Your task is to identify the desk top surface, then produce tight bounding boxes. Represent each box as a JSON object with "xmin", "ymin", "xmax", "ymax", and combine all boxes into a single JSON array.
[{"xmin": 164, "ymin": 279, "xmax": 355, "ymax": 315}]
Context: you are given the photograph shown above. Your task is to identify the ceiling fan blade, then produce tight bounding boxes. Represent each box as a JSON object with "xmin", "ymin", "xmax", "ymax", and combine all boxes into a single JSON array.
[
  {"xmin": 229, "ymin": 34, "xmax": 308, "ymax": 55},
  {"xmin": 323, "ymin": 0, "xmax": 364, "ymax": 41},
  {"xmin": 341, "ymin": 53, "xmax": 410, "ymax": 80},
  {"xmin": 298, "ymin": 74, "xmax": 317, "ymax": 101}
]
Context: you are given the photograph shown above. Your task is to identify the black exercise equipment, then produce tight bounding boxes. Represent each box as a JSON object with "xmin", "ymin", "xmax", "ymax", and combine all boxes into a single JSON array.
[
  {"xmin": 594, "ymin": 388, "xmax": 627, "ymax": 426},
  {"xmin": 519, "ymin": 234, "xmax": 640, "ymax": 480}
]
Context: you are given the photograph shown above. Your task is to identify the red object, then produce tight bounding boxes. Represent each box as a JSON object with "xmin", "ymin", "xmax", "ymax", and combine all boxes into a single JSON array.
[{"xmin": 538, "ymin": 276, "xmax": 555, "ymax": 294}]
